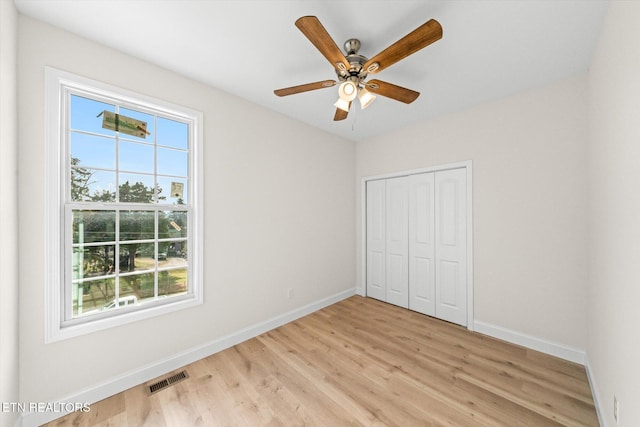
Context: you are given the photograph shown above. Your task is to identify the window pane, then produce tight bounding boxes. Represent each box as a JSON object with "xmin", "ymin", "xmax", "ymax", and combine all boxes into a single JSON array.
[
  {"xmin": 159, "ymin": 211, "xmax": 188, "ymax": 239},
  {"xmin": 120, "ymin": 242, "xmax": 154, "ymax": 273},
  {"xmin": 73, "ymin": 278, "xmax": 116, "ymax": 317},
  {"xmin": 158, "ymin": 247, "xmax": 187, "ymax": 269},
  {"xmin": 70, "ymin": 95, "xmax": 116, "ymax": 137},
  {"xmin": 119, "ymin": 210, "xmax": 155, "ymax": 241},
  {"xmin": 157, "ymin": 147, "xmax": 187, "ymax": 176},
  {"xmin": 71, "ymin": 169, "xmax": 116, "ymax": 202},
  {"xmin": 119, "ymin": 141, "xmax": 154, "ymax": 174},
  {"xmin": 73, "ymin": 210, "xmax": 116, "ymax": 244},
  {"xmin": 157, "ymin": 176, "xmax": 188, "ymax": 204},
  {"xmin": 70, "ymin": 132, "xmax": 115, "ymax": 170},
  {"xmin": 118, "ymin": 175, "xmax": 156, "ymax": 203},
  {"xmin": 157, "ymin": 241, "xmax": 170, "ymax": 264},
  {"xmin": 119, "ymin": 107, "xmax": 154, "ymax": 142},
  {"xmin": 157, "ymin": 117, "xmax": 188, "ymax": 149},
  {"xmin": 158, "ymin": 268, "xmax": 187, "ymax": 297},
  {"xmin": 120, "ymin": 273, "xmax": 155, "ymax": 300},
  {"xmin": 165, "ymin": 243, "xmax": 187, "ymax": 268},
  {"xmin": 72, "ymin": 245, "xmax": 115, "ymax": 280}
]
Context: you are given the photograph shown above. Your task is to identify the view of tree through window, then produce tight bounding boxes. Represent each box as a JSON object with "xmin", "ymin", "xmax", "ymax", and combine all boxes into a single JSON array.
[{"xmin": 67, "ymin": 93, "xmax": 191, "ymax": 318}]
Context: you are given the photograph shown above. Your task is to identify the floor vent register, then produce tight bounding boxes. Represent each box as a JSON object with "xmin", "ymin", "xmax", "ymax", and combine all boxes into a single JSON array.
[{"xmin": 147, "ymin": 370, "xmax": 189, "ymax": 395}]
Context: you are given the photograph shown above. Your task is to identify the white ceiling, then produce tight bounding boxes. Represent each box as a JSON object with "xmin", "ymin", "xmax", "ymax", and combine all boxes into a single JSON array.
[{"xmin": 15, "ymin": 0, "xmax": 610, "ymax": 142}]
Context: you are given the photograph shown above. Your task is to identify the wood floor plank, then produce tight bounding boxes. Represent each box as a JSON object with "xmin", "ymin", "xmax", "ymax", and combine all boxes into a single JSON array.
[
  {"xmin": 292, "ymin": 301, "xmax": 555, "ymax": 426},
  {"xmin": 44, "ymin": 296, "xmax": 598, "ymax": 426},
  {"xmin": 123, "ymin": 382, "xmax": 167, "ymax": 426}
]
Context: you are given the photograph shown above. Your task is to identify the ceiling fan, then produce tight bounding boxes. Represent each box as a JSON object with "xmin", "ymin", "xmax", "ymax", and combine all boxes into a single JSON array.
[{"xmin": 274, "ymin": 16, "xmax": 443, "ymax": 121}]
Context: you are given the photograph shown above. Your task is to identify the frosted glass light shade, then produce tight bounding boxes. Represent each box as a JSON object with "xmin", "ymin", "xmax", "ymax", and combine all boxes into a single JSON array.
[
  {"xmin": 338, "ymin": 81, "xmax": 358, "ymax": 101},
  {"xmin": 334, "ymin": 98, "xmax": 350, "ymax": 112},
  {"xmin": 358, "ymin": 88, "xmax": 376, "ymax": 109}
]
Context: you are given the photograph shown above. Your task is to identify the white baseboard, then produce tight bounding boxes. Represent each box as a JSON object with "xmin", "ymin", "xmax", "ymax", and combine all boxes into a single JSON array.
[
  {"xmin": 19, "ymin": 288, "xmax": 356, "ymax": 427},
  {"xmin": 584, "ymin": 354, "xmax": 606, "ymax": 427},
  {"xmin": 473, "ymin": 320, "xmax": 586, "ymax": 365}
]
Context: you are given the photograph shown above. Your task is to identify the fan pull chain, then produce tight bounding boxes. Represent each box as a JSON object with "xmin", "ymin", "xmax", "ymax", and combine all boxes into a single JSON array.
[{"xmin": 350, "ymin": 101, "xmax": 358, "ymax": 132}]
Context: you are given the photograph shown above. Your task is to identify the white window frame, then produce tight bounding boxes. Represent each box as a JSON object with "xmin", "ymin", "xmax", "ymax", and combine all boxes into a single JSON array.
[{"xmin": 44, "ymin": 67, "xmax": 204, "ymax": 343}]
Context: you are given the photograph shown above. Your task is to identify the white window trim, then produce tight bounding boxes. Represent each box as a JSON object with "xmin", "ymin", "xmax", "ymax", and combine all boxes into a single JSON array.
[{"xmin": 44, "ymin": 67, "xmax": 204, "ymax": 343}]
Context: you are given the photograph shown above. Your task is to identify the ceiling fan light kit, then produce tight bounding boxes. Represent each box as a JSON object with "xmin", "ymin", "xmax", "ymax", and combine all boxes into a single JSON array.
[
  {"xmin": 338, "ymin": 80, "xmax": 358, "ymax": 101},
  {"xmin": 334, "ymin": 98, "xmax": 351, "ymax": 112},
  {"xmin": 357, "ymin": 87, "xmax": 376, "ymax": 110},
  {"xmin": 274, "ymin": 15, "xmax": 442, "ymax": 121}
]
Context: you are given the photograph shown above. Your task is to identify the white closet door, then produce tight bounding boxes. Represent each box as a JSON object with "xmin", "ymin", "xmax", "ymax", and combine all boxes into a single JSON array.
[
  {"xmin": 385, "ymin": 177, "xmax": 409, "ymax": 308},
  {"xmin": 366, "ymin": 180, "xmax": 386, "ymax": 301},
  {"xmin": 435, "ymin": 168, "xmax": 467, "ymax": 326},
  {"xmin": 408, "ymin": 173, "xmax": 436, "ymax": 316}
]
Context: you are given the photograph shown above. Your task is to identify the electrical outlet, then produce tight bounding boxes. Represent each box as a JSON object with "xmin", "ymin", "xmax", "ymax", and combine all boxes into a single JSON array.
[
  {"xmin": 613, "ymin": 395, "xmax": 619, "ymax": 425},
  {"xmin": 287, "ymin": 288, "xmax": 294, "ymax": 300}
]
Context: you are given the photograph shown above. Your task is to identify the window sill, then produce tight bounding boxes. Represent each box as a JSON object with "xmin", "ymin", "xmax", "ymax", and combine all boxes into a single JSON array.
[{"xmin": 46, "ymin": 293, "xmax": 203, "ymax": 343}]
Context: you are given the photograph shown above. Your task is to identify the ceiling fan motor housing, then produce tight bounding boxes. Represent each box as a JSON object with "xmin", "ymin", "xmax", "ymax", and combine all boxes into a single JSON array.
[{"xmin": 336, "ymin": 38, "xmax": 369, "ymax": 82}]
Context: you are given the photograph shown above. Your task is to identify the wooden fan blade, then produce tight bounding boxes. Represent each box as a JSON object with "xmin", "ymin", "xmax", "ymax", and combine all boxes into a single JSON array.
[
  {"xmin": 295, "ymin": 16, "xmax": 351, "ymax": 72},
  {"xmin": 365, "ymin": 79, "xmax": 420, "ymax": 104},
  {"xmin": 274, "ymin": 80, "xmax": 336, "ymax": 97},
  {"xmin": 334, "ymin": 102, "xmax": 351, "ymax": 121},
  {"xmin": 363, "ymin": 19, "xmax": 442, "ymax": 74}
]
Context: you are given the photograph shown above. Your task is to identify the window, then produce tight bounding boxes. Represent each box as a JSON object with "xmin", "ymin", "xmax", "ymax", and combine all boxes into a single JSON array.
[{"xmin": 45, "ymin": 68, "xmax": 203, "ymax": 342}]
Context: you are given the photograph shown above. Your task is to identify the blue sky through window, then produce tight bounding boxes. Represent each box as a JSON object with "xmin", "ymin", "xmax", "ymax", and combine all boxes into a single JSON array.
[{"xmin": 69, "ymin": 94, "xmax": 189, "ymax": 203}]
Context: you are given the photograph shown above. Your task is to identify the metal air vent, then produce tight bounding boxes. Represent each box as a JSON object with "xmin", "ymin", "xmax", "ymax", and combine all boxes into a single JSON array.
[{"xmin": 147, "ymin": 370, "xmax": 189, "ymax": 395}]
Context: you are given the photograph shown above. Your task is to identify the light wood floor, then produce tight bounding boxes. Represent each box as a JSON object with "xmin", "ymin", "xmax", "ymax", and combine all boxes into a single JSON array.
[{"xmin": 45, "ymin": 296, "xmax": 598, "ymax": 426}]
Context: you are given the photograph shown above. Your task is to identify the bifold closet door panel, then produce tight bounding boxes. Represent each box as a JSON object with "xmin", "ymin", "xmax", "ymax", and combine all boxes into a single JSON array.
[
  {"xmin": 408, "ymin": 172, "xmax": 436, "ymax": 316},
  {"xmin": 366, "ymin": 179, "xmax": 386, "ymax": 301},
  {"xmin": 435, "ymin": 168, "xmax": 467, "ymax": 326},
  {"xmin": 385, "ymin": 176, "xmax": 409, "ymax": 308},
  {"xmin": 366, "ymin": 167, "xmax": 468, "ymax": 325}
]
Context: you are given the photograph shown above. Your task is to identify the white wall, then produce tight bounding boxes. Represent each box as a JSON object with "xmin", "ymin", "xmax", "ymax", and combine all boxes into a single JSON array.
[
  {"xmin": 17, "ymin": 15, "xmax": 355, "ymax": 413},
  {"xmin": 0, "ymin": 1, "xmax": 20, "ymax": 425},
  {"xmin": 0, "ymin": 1, "xmax": 20, "ymax": 427},
  {"xmin": 588, "ymin": 2, "xmax": 640, "ymax": 426},
  {"xmin": 356, "ymin": 75, "xmax": 590, "ymax": 352}
]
